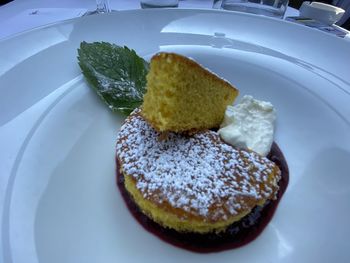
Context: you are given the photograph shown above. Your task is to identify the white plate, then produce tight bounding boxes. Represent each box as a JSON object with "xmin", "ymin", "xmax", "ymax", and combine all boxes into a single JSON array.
[{"xmin": 1, "ymin": 9, "xmax": 350, "ymax": 263}]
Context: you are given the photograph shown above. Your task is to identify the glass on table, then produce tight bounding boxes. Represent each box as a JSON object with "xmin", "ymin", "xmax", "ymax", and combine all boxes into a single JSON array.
[
  {"xmin": 140, "ymin": 0, "xmax": 179, "ymax": 8},
  {"xmin": 219, "ymin": 0, "xmax": 289, "ymax": 18},
  {"xmin": 213, "ymin": 0, "xmax": 223, "ymax": 9},
  {"xmin": 85, "ymin": 0, "xmax": 111, "ymax": 15}
]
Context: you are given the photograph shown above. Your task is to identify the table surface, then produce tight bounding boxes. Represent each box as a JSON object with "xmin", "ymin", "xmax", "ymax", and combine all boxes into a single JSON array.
[{"xmin": 0, "ymin": 0, "xmax": 300, "ymax": 40}]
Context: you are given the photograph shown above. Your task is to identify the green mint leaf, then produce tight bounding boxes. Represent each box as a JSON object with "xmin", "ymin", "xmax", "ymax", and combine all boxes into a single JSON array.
[{"xmin": 77, "ymin": 41, "xmax": 149, "ymax": 115}]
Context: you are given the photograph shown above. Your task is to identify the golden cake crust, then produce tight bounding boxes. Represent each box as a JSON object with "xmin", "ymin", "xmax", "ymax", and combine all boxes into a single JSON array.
[
  {"xmin": 142, "ymin": 52, "xmax": 239, "ymax": 133},
  {"xmin": 116, "ymin": 109, "xmax": 281, "ymax": 233},
  {"xmin": 150, "ymin": 52, "xmax": 236, "ymax": 90}
]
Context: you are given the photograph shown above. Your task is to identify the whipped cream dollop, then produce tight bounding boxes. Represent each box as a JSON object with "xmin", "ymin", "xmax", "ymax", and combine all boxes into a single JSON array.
[{"xmin": 218, "ymin": 95, "xmax": 276, "ymax": 156}]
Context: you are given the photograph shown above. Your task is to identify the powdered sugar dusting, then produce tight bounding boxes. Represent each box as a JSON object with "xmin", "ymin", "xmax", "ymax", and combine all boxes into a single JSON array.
[
  {"xmin": 116, "ymin": 109, "xmax": 280, "ymax": 221},
  {"xmin": 87, "ymin": 64, "xmax": 144, "ymax": 101}
]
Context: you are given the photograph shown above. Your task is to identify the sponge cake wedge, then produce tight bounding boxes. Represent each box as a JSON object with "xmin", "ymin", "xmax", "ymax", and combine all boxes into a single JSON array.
[{"xmin": 142, "ymin": 53, "xmax": 239, "ymax": 133}]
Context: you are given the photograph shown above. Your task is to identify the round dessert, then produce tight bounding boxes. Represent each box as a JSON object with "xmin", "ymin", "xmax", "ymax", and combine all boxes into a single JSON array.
[{"xmin": 116, "ymin": 108, "xmax": 282, "ymax": 235}]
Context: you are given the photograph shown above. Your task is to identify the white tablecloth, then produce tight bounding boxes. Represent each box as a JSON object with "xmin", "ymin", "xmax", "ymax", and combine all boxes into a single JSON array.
[{"xmin": 0, "ymin": 0, "xmax": 300, "ymax": 40}]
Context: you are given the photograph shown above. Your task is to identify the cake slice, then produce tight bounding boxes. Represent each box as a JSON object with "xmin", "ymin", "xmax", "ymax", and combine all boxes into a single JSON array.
[
  {"xmin": 142, "ymin": 53, "xmax": 239, "ymax": 133},
  {"xmin": 117, "ymin": 109, "xmax": 281, "ymax": 234}
]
